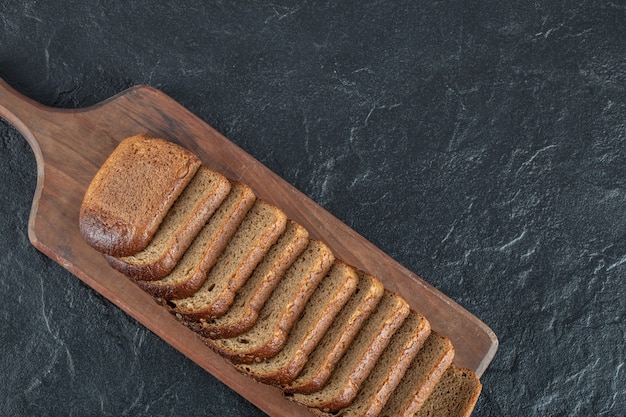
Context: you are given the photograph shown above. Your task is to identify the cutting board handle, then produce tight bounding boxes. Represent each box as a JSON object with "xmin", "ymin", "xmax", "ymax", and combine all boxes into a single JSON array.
[{"xmin": 0, "ymin": 77, "xmax": 52, "ymax": 167}]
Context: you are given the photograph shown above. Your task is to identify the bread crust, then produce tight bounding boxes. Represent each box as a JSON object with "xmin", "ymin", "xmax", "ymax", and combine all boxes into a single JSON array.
[
  {"xmin": 290, "ymin": 291, "xmax": 410, "ymax": 413},
  {"xmin": 360, "ymin": 313, "xmax": 431, "ymax": 417},
  {"xmin": 320, "ymin": 302, "xmax": 409, "ymax": 413},
  {"xmin": 136, "ymin": 182, "xmax": 255, "ymax": 300},
  {"xmin": 308, "ymin": 312, "xmax": 431, "ymax": 417},
  {"xmin": 189, "ymin": 221, "xmax": 310, "ymax": 339},
  {"xmin": 105, "ymin": 167, "xmax": 231, "ymax": 280},
  {"xmin": 79, "ymin": 133, "xmax": 201, "ymax": 257},
  {"xmin": 206, "ymin": 240, "xmax": 335, "ymax": 364},
  {"xmin": 283, "ymin": 272, "xmax": 384, "ymax": 395},
  {"xmin": 235, "ymin": 261, "xmax": 359, "ymax": 386},
  {"xmin": 169, "ymin": 200, "xmax": 287, "ymax": 319},
  {"xmin": 380, "ymin": 332, "xmax": 455, "ymax": 417}
]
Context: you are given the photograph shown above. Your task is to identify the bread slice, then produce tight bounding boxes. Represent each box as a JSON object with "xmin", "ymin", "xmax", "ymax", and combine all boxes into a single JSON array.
[
  {"xmin": 289, "ymin": 290, "xmax": 410, "ymax": 412},
  {"xmin": 235, "ymin": 261, "xmax": 359, "ymax": 385},
  {"xmin": 136, "ymin": 182, "xmax": 255, "ymax": 300},
  {"xmin": 206, "ymin": 240, "xmax": 335, "ymax": 364},
  {"xmin": 412, "ymin": 366, "xmax": 482, "ymax": 417},
  {"xmin": 105, "ymin": 166, "xmax": 231, "ymax": 280},
  {"xmin": 80, "ymin": 133, "xmax": 202, "ymax": 257},
  {"xmin": 378, "ymin": 332, "xmax": 455, "ymax": 417},
  {"xmin": 168, "ymin": 200, "xmax": 287, "ymax": 318},
  {"xmin": 284, "ymin": 271, "xmax": 384, "ymax": 395},
  {"xmin": 309, "ymin": 311, "xmax": 431, "ymax": 417},
  {"xmin": 189, "ymin": 221, "xmax": 309, "ymax": 339}
]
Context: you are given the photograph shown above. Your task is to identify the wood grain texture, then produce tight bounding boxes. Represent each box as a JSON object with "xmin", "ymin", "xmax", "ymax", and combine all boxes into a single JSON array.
[{"xmin": 0, "ymin": 77, "xmax": 497, "ymax": 417}]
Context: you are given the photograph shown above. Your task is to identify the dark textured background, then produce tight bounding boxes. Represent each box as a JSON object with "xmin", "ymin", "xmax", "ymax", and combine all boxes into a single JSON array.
[{"xmin": 1, "ymin": 1, "xmax": 624, "ymax": 416}]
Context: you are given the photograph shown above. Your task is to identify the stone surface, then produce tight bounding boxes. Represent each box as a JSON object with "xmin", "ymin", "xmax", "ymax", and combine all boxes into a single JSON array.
[{"xmin": 1, "ymin": 1, "xmax": 624, "ymax": 416}]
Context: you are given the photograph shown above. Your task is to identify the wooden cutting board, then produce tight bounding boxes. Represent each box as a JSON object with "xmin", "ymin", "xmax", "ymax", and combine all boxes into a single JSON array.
[{"xmin": 0, "ymin": 77, "xmax": 497, "ymax": 417}]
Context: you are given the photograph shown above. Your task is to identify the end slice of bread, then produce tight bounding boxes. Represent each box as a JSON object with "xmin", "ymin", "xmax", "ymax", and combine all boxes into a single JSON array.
[
  {"xmin": 378, "ymin": 332, "xmax": 455, "ymax": 417},
  {"xmin": 169, "ymin": 200, "xmax": 287, "ymax": 319},
  {"xmin": 189, "ymin": 221, "xmax": 309, "ymax": 339},
  {"xmin": 80, "ymin": 133, "xmax": 202, "ymax": 257},
  {"xmin": 106, "ymin": 166, "xmax": 231, "ymax": 280},
  {"xmin": 135, "ymin": 182, "xmax": 255, "ymax": 300},
  {"xmin": 284, "ymin": 271, "xmax": 384, "ymax": 395},
  {"xmin": 412, "ymin": 366, "xmax": 482, "ymax": 417},
  {"xmin": 235, "ymin": 261, "xmax": 359, "ymax": 386},
  {"xmin": 309, "ymin": 311, "xmax": 431, "ymax": 417},
  {"xmin": 206, "ymin": 240, "xmax": 335, "ymax": 364},
  {"xmin": 289, "ymin": 290, "xmax": 410, "ymax": 412}
]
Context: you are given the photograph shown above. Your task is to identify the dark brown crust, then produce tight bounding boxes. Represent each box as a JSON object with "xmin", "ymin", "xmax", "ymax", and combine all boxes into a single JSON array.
[
  {"xmin": 381, "ymin": 331, "xmax": 454, "ymax": 417},
  {"xmin": 319, "ymin": 299, "xmax": 410, "ymax": 413},
  {"xmin": 189, "ymin": 221, "xmax": 310, "ymax": 339},
  {"xmin": 79, "ymin": 133, "xmax": 201, "ymax": 257},
  {"xmin": 186, "ymin": 211, "xmax": 288, "ymax": 319},
  {"xmin": 283, "ymin": 272, "xmax": 385, "ymax": 395},
  {"xmin": 104, "ymin": 168, "xmax": 231, "ymax": 280},
  {"xmin": 359, "ymin": 312, "xmax": 431, "ymax": 417},
  {"xmin": 290, "ymin": 291, "xmax": 410, "ymax": 413},
  {"xmin": 206, "ymin": 241, "xmax": 335, "ymax": 364},
  {"xmin": 136, "ymin": 183, "xmax": 255, "ymax": 300},
  {"xmin": 307, "ymin": 312, "xmax": 431, "ymax": 417},
  {"xmin": 236, "ymin": 261, "xmax": 359, "ymax": 386},
  {"xmin": 387, "ymin": 332, "xmax": 455, "ymax": 417}
]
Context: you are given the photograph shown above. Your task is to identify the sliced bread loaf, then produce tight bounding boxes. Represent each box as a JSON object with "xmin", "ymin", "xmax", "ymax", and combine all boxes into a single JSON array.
[
  {"xmin": 289, "ymin": 290, "xmax": 410, "ymax": 412},
  {"xmin": 80, "ymin": 135, "xmax": 484, "ymax": 417},
  {"xmin": 136, "ymin": 182, "xmax": 255, "ymax": 300},
  {"xmin": 284, "ymin": 271, "xmax": 384, "ymax": 395},
  {"xmin": 105, "ymin": 166, "xmax": 231, "ymax": 280},
  {"xmin": 80, "ymin": 133, "xmax": 202, "ymax": 257},
  {"xmin": 378, "ymin": 332, "xmax": 455, "ymax": 417},
  {"xmin": 189, "ymin": 221, "xmax": 309, "ymax": 339},
  {"xmin": 235, "ymin": 261, "xmax": 359, "ymax": 386},
  {"xmin": 309, "ymin": 311, "xmax": 431, "ymax": 417},
  {"xmin": 206, "ymin": 240, "xmax": 335, "ymax": 364},
  {"xmin": 412, "ymin": 366, "xmax": 482, "ymax": 417},
  {"xmin": 169, "ymin": 200, "xmax": 287, "ymax": 319}
]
